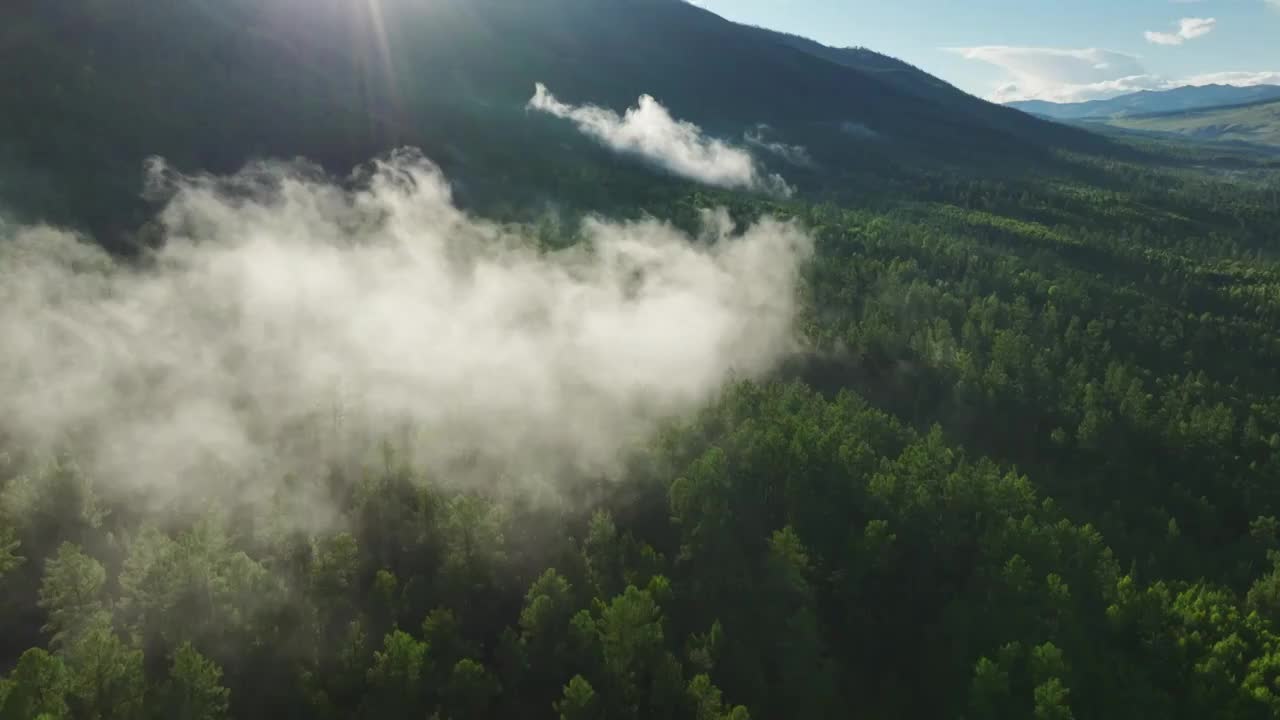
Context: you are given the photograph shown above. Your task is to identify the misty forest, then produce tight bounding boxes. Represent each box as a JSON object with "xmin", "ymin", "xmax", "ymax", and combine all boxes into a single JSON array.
[{"xmin": 4, "ymin": 1, "xmax": 1280, "ymax": 719}]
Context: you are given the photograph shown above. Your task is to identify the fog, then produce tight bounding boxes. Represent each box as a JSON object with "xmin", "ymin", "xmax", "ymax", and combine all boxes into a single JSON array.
[
  {"xmin": 528, "ymin": 83, "xmax": 793, "ymax": 196},
  {"xmin": 0, "ymin": 149, "xmax": 812, "ymax": 515},
  {"xmin": 744, "ymin": 125, "xmax": 814, "ymax": 167}
]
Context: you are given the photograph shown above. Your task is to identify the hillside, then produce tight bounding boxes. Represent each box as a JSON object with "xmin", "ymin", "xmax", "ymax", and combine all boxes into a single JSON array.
[
  {"xmin": 754, "ymin": 30, "xmax": 1088, "ymax": 145},
  {"xmin": 1010, "ymin": 83, "xmax": 1280, "ymax": 120},
  {"xmin": 1102, "ymin": 98, "xmax": 1280, "ymax": 148},
  {"xmin": 0, "ymin": 0, "xmax": 1107, "ymax": 246}
]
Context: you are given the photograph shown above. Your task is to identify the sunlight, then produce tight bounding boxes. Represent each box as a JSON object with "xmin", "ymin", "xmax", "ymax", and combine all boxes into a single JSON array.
[
  {"xmin": 363, "ymin": 0, "xmax": 396, "ymax": 91},
  {"xmin": 362, "ymin": 0, "xmax": 403, "ymax": 117}
]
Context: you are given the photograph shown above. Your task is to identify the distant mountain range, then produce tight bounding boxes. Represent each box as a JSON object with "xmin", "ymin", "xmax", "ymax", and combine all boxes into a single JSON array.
[
  {"xmin": 1103, "ymin": 98, "xmax": 1280, "ymax": 148},
  {"xmin": 1007, "ymin": 84, "xmax": 1280, "ymax": 121}
]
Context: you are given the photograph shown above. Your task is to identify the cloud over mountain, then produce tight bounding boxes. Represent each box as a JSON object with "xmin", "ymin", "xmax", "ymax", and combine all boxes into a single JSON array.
[{"xmin": 528, "ymin": 84, "xmax": 792, "ymax": 196}]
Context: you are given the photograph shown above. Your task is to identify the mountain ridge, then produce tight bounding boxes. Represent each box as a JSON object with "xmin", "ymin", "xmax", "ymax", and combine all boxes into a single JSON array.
[
  {"xmin": 1101, "ymin": 96, "xmax": 1280, "ymax": 148},
  {"xmin": 1, "ymin": 0, "xmax": 1113, "ymax": 246},
  {"xmin": 1008, "ymin": 83, "xmax": 1280, "ymax": 120}
]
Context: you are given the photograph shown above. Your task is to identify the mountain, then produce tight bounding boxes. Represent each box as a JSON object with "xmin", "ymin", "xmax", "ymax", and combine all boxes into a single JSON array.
[
  {"xmin": 0, "ymin": 0, "xmax": 1107, "ymax": 245},
  {"xmin": 1008, "ymin": 83, "xmax": 1280, "ymax": 120},
  {"xmin": 1102, "ymin": 97, "xmax": 1280, "ymax": 148},
  {"xmin": 749, "ymin": 31, "xmax": 1083, "ymax": 145}
]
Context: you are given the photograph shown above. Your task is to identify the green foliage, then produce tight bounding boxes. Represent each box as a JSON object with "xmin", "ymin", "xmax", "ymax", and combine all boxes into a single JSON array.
[
  {"xmin": 556, "ymin": 675, "xmax": 599, "ymax": 720},
  {"xmin": 687, "ymin": 674, "xmax": 750, "ymax": 720},
  {"xmin": 968, "ymin": 656, "xmax": 1011, "ymax": 719},
  {"xmin": 444, "ymin": 658, "xmax": 500, "ymax": 720},
  {"xmin": 155, "ymin": 643, "xmax": 230, "ymax": 720},
  {"xmin": 0, "ymin": 522, "xmax": 21, "ymax": 580},
  {"xmin": 1033, "ymin": 678, "xmax": 1075, "ymax": 720},
  {"xmin": 4, "ymin": 149, "xmax": 1280, "ymax": 716},
  {"xmin": 62, "ymin": 612, "xmax": 145, "ymax": 720},
  {"xmin": 0, "ymin": 648, "xmax": 70, "ymax": 720},
  {"xmin": 38, "ymin": 544, "xmax": 106, "ymax": 650},
  {"xmin": 363, "ymin": 630, "xmax": 429, "ymax": 718},
  {"xmin": 311, "ymin": 532, "xmax": 360, "ymax": 598},
  {"xmin": 116, "ymin": 520, "xmax": 273, "ymax": 660}
]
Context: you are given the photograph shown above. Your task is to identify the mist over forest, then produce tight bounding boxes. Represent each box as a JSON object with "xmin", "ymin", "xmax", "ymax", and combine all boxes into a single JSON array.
[
  {"xmin": 2, "ymin": 150, "xmax": 810, "ymax": 516},
  {"xmin": 4, "ymin": 1, "xmax": 1280, "ymax": 719}
]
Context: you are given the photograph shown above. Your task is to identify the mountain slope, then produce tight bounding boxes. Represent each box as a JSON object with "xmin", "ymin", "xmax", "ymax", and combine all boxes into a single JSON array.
[
  {"xmin": 1102, "ymin": 98, "xmax": 1280, "ymax": 147},
  {"xmin": 763, "ymin": 32, "xmax": 1093, "ymax": 147},
  {"xmin": 1009, "ymin": 83, "xmax": 1280, "ymax": 120},
  {"xmin": 0, "ymin": 0, "xmax": 1111, "ymax": 244}
]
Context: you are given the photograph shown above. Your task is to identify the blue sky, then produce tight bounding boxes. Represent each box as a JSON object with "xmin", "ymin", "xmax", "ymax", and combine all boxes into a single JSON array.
[{"xmin": 691, "ymin": 0, "xmax": 1280, "ymax": 103}]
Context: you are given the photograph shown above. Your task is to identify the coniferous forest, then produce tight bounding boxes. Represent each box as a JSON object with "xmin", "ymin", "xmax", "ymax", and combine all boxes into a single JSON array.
[{"xmin": 4, "ymin": 1, "xmax": 1280, "ymax": 719}]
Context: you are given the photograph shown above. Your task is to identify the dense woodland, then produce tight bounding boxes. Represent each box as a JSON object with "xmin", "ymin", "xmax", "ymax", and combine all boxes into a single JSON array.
[
  {"xmin": 4, "ymin": 140, "xmax": 1280, "ymax": 719},
  {"xmin": 7, "ymin": 1, "xmax": 1280, "ymax": 719}
]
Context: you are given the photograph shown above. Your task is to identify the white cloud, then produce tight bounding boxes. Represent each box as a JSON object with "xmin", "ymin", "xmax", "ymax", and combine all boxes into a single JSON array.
[
  {"xmin": 949, "ymin": 46, "xmax": 1151, "ymax": 103},
  {"xmin": 528, "ymin": 83, "xmax": 791, "ymax": 196},
  {"xmin": 0, "ymin": 150, "xmax": 813, "ymax": 517},
  {"xmin": 952, "ymin": 44, "xmax": 1280, "ymax": 103},
  {"xmin": 1145, "ymin": 17, "xmax": 1216, "ymax": 45},
  {"xmin": 1180, "ymin": 16, "xmax": 1217, "ymax": 37},
  {"xmin": 1144, "ymin": 32, "xmax": 1181, "ymax": 46},
  {"xmin": 989, "ymin": 75, "xmax": 1168, "ymax": 104}
]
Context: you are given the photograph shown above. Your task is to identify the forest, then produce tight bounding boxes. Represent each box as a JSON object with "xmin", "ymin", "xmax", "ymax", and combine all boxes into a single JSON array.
[
  {"xmin": 5, "ymin": 1, "xmax": 1280, "ymax": 719},
  {"xmin": 3, "ymin": 140, "xmax": 1280, "ymax": 720}
]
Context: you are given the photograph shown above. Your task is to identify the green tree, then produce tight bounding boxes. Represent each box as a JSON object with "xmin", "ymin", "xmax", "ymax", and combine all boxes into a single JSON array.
[
  {"xmin": 116, "ymin": 521, "xmax": 273, "ymax": 657},
  {"xmin": 518, "ymin": 569, "xmax": 578, "ymax": 689},
  {"xmin": 582, "ymin": 511, "xmax": 625, "ymax": 600},
  {"xmin": 38, "ymin": 543, "xmax": 106, "ymax": 649},
  {"xmin": 581, "ymin": 584, "xmax": 687, "ymax": 718},
  {"xmin": 423, "ymin": 608, "xmax": 472, "ymax": 679},
  {"xmin": 444, "ymin": 658, "xmax": 499, "ymax": 720},
  {"xmin": 363, "ymin": 629, "xmax": 429, "ymax": 718},
  {"xmin": 301, "ymin": 619, "xmax": 370, "ymax": 720},
  {"xmin": 968, "ymin": 656, "xmax": 1011, "ymax": 720},
  {"xmin": 729, "ymin": 527, "xmax": 841, "ymax": 718},
  {"xmin": 555, "ymin": 675, "xmax": 599, "ymax": 720},
  {"xmin": 311, "ymin": 532, "xmax": 361, "ymax": 598},
  {"xmin": 0, "ymin": 521, "xmax": 21, "ymax": 580},
  {"xmin": 0, "ymin": 648, "xmax": 70, "ymax": 720},
  {"xmin": 63, "ymin": 612, "xmax": 146, "ymax": 720},
  {"xmin": 1033, "ymin": 678, "xmax": 1075, "ymax": 720},
  {"xmin": 154, "ymin": 642, "xmax": 230, "ymax": 720},
  {"xmin": 687, "ymin": 674, "xmax": 751, "ymax": 720}
]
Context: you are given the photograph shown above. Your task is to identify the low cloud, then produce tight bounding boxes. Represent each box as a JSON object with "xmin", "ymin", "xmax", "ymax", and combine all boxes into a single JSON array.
[
  {"xmin": 528, "ymin": 83, "xmax": 792, "ymax": 196},
  {"xmin": 952, "ymin": 44, "xmax": 1279, "ymax": 103},
  {"xmin": 743, "ymin": 125, "xmax": 813, "ymax": 167},
  {"xmin": 1145, "ymin": 17, "xmax": 1216, "ymax": 45},
  {"xmin": 839, "ymin": 121, "xmax": 881, "ymax": 140},
  {"xmin": 0, "ymin": 150, "xmax": 813, "ymax": 518}
]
